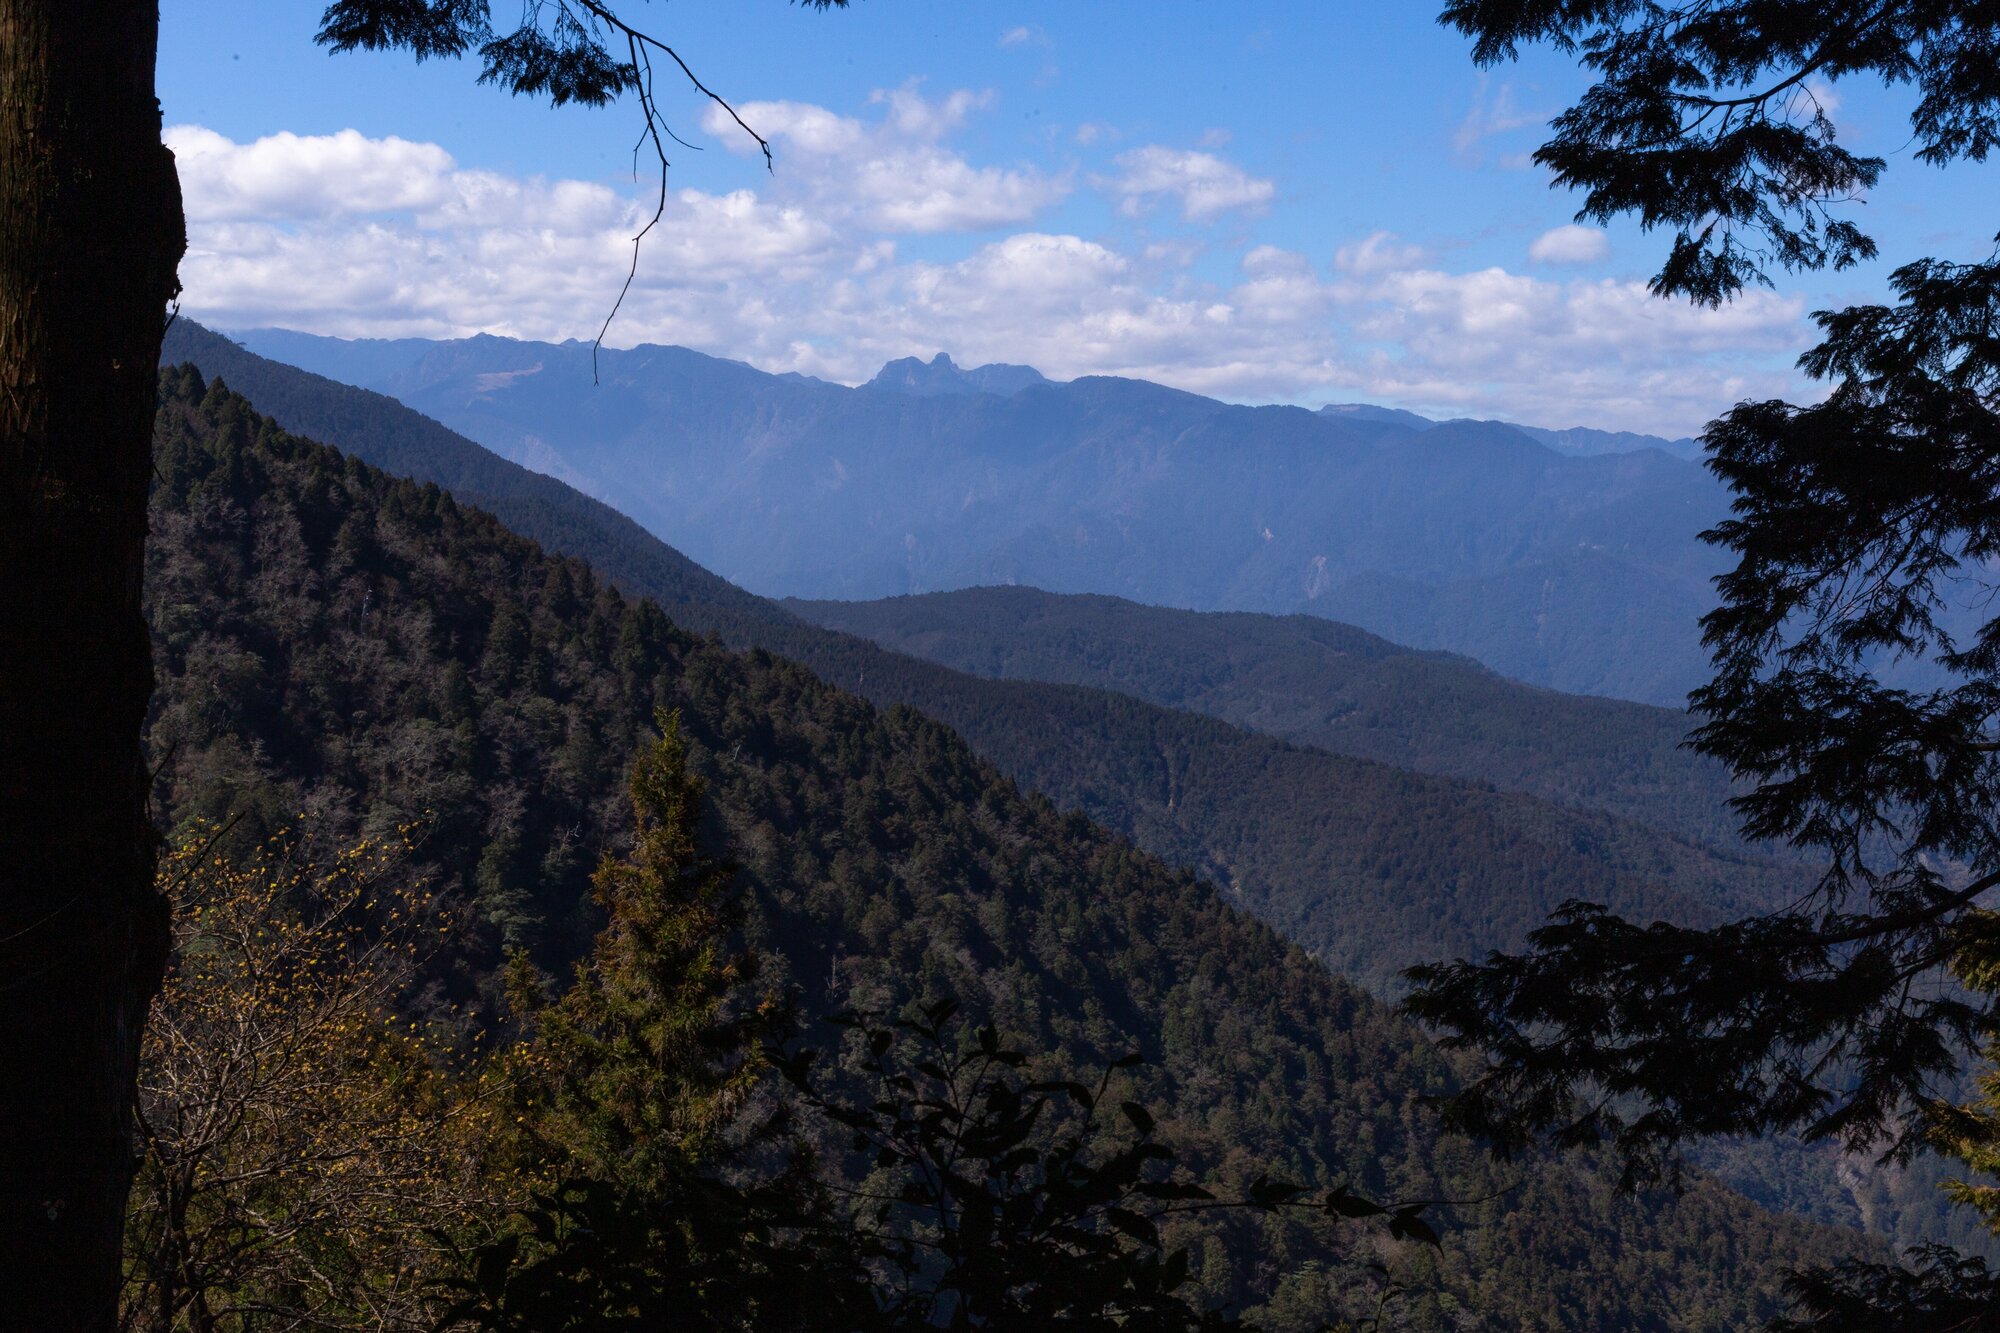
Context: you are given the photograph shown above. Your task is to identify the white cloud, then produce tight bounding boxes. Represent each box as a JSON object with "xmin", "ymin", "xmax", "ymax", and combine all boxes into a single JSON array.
[
  {"xmin": 710, "ymin": 99, "xmax": 865, "ymax": 156},
  {"xmin": 998, "ymin": 25, "xmax": 1040, "ymax": 48},
  {"xmin": 1105, "ymin": 146, "xmax": 1275, "ymax": 222},
  {"xmin": 1528, "ymin": 224, "xmax": 1610, "ymax": 265},
  {"xmin": 698, "ymin": 86, "xmax": 1066, "ymax": 233},
  {"xmin": 167, "ymin": 126, "xmax": 455, "ymax": 220},
  {"xmin": 1334, "ymin": 231, "xmax": 1428, "ymax": 276},
  {"xmin": 171, "ymin": 123, "xmax": 1814, "ymax": 435},
  {"xmin": 1453, "ymin": 78, "xmax": 1544, "ymax": 163},
  {"xmin": 870, "ymin": 85, "xmax": 990, "ymax": 141},
  {"xmin": 1324, "ymin": 244, "xmax": 1806, "ymax": 429}
]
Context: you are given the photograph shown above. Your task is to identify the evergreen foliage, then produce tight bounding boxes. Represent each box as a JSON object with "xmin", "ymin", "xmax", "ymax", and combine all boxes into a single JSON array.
[
  {"xmin": 1438, "ymin": 1, "xmax": 1991, "ymax": 306},
  {"xmin": 789, "ymin": 586, "xmax": 1750, "ymax": 853},
  {"xmin": 780, "ymin": 1006, "xmax": 1300, "ymax": 1332},
  {"xmin": 518, "ymin": 709, "xmax": 778, "ymax": 1171},
  {"xmin": 1410, "ymin": 0, "xmax": 2000, "ymax": 1180},
  {"xmin": 442, "ymin": 717, "xmax": 875, "ymax": 1331},
  {"xmin": 142, "ymin": 366, "xmax": 1873, "ymax": 1327},
  {"xmin": 1409, "ymin": 1, "xmax": 2000, "ymax": 1322}
]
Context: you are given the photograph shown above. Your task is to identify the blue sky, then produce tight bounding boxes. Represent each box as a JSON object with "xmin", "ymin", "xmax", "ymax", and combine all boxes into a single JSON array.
[{"xmin": 157, "ymin": 1, "xmax": 1996, "ymax": 434}]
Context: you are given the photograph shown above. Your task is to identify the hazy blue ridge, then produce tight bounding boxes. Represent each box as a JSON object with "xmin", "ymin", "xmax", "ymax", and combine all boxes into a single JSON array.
[
  {"xmin": 224, "ymin": 325, "xmax": 1731, "ymax": 705},
  {"xmin": 862, "ymin": 351, "xmax": 1051, "ymax": 397},
  {"xmin": 1318, "ymin": 402, "xmax": 1703, "ymax": 459}
]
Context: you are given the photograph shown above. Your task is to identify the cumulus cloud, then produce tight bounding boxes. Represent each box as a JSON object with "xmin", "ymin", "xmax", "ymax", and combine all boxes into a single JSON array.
[
  {"xmin": 1529, "ymin": 224, "xmax": 1610, "ymax": 265},
  {"xmin": 698, "ymin": 85, "xmax": 1066, "ymax": 233},
  {"xmin": 1104, "ymin": 146, "xmax": 1275, "ymax": 222},
  {"xmin": 1324, "ymin": 245, "xmax": 1805, "ymax": 429},
  {"xmin": 168, "ymin": 126, "xmax": 455, "ymax": 220},
  {"xmin": 172, "ymin": 126, "xmax": 836, "ymax": 339},
  {"xmin": 171, "ymin": 123, "xmax": 1814, "ymax": 434}
]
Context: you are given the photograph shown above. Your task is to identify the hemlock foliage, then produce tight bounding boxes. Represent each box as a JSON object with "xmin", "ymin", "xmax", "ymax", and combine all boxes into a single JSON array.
[
  {"xmin": 1411, "ymin": 0, "xmax": 2000, "ymax": 1169},
  {"xmin": 1409, "ymin": 0, "xmax": 2000, "ymax": 1322}
]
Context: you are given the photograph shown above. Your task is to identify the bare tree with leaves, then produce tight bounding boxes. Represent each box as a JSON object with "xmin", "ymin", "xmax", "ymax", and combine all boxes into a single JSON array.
[{"xmin": 122, "ymin": 827, "xmax": 511, "ymax": 1332}]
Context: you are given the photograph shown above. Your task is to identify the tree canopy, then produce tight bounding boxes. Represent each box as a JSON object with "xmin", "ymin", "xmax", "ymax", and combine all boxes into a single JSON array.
[
  {"xmin": 1438, "ymin": 0, "xmax": 1999, "ymax": 305},
  {"xmin": 1410, "ymin": 0, "xmax": 2000, "ymax": 1220}
]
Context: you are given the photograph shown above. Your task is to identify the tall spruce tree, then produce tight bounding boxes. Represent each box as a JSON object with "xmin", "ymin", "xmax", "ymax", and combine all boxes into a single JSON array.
[
  {"xmin": 518, "ymin": 708, "xmax": 783, "ymax": 1178},
  {"xmin": 1404, "ymin": 0, "xmax": 2000, "ymax": 1315}
]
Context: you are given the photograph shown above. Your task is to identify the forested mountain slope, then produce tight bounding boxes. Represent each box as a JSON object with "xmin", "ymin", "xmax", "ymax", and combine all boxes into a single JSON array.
[
  {"xmin": 158, "ymin": 328, "xmax": 1988, "ymax": 1256},
  {"xmin": 223, "ymin": 325, "xmax": 1731, "ymax": 704},
  {"xmin": 789, "ymin": 587, "xmax": 1745, "ymax": 852},
  {"xmin": 145, "ymin": 364, "xmax": 1871, "ymax": 1330},
  {"xmin": 160, "ymin": 322, "xmax": 1798, "ymax": 996}
]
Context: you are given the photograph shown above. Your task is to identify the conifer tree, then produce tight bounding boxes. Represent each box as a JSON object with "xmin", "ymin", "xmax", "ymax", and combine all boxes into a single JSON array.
[
  {"xmin": 1407, "ymin": 0, "xmax": 2000, "ymax": 1320},
  {"xmin": 519, "ymin": 707, "xmax": 780, "ymax": 1173},
  {"xmin": 1410, "ymin": 0, "xmax": 2000, "ymax": 1173},
  {"xmin": 444, "ymin": 712, "xmax": 874, "ymax": 1332}
]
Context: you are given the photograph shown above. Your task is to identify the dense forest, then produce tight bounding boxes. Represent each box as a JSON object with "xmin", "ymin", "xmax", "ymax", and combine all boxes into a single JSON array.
[
  {"xmin": 787, "ymin": 587, "xmax": 1746, "ymax": 852},
  {"xmin": 162, "ymin": 322, "xmax": 1995, "ymax": 1256},
  {"xmin": 156, "ymin": 322, "xmax": 1797, "ymax": 994},
  {"xmin": 140, "ymin": 364, "xmax": 1876, "ymax": 1327}
]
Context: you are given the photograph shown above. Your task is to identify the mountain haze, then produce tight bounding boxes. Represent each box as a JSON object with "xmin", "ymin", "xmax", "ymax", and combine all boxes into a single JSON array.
[
  {"xmin": 226, "ymin": 326, "xmax": 1731, "ymax": 704},
  {"xmin": 1320, "ymin": 403, "xmax": 1702, "ymax": 459}
]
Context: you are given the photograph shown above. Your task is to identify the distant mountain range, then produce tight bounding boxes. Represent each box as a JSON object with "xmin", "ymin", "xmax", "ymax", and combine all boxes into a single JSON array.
[
  {"xmin": 1318, "ymin": 402, "xmax": 1702, "ymax": 459},
  {"xmin": 228, "ymin": 326, "xmax": 1730, "ymax": 705}
]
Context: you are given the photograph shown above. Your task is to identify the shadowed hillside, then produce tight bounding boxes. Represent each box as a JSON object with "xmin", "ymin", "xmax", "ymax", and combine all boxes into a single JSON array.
[
  {"xmin": 788, "ymin": 586, "xmax": 1748, "ymax": 853},
  {"xmin": 144, "ymin": 361, "xmax": 1875, "ymax": 1330}
]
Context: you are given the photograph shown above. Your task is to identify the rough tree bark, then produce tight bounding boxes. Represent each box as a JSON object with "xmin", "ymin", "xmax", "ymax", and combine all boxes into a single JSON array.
[{"xmin": 0, "ymin": 2, "xmax": 184, "ymax": 1328}]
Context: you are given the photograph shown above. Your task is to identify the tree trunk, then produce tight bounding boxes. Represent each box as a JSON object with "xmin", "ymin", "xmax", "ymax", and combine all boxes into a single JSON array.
[{"xmin": 0, "ymin": 2, "xmax": 183, "ymax": 1327}]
